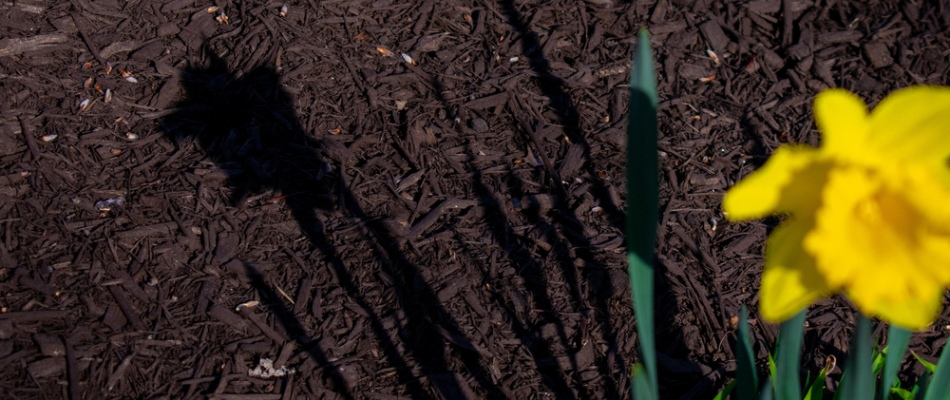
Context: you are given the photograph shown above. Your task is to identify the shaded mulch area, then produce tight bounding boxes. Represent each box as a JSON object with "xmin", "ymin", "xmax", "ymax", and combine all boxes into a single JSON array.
[{"xmin": 2, "ymin": 0, "xmax": 949, "ymax": 398}]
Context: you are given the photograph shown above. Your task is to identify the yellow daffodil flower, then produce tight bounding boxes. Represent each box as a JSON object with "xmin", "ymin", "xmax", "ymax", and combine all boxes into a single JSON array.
[{"xmin": 723, "ymin": 86, "xmax": 950, "ymax": 330}]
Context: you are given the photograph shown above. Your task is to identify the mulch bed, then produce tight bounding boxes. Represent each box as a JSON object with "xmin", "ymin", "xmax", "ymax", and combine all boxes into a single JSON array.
[{"xmin": 2, "ymin": 0, "xmax": 949, "ymax": 398}]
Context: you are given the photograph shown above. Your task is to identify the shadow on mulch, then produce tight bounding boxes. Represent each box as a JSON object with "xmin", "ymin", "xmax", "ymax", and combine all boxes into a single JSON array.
[
  {"xmin": 156, "ymin": 39, "xmax": 671, "ymax": 398},
  {"xmin": 160, "ymin": 45, "xmax": 516, "ymax": 399},
  {"xmin": 492, "ymin": 1, "xmax": 706, "ymax": 397}
]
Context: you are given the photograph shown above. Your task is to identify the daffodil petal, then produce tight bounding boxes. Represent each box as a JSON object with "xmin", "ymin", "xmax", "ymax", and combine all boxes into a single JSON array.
[
  {"xmin": 814, "ymin": 89, "xmax": 871, "ymax": 161},
  {"xmin": 892, "ymin": 165, "xmax": 950, "ymax": 228},
  {"xmin": 868, "ymin": 86, "xmax": 950, "ymax": 165},
  {"xmin": 723, "ymin": 145, "xmax": 825, "ymax": 221},
  {"xmin": 918, "ymin": 231, "xmax": 950, "ymax": 284},
  {"xmin": 759, "ymin": 217, "xmax": 831, "ymax": 323},
  {"xmin": 848, "ymin": 274, "xmax": 943, "ymax": 331}
]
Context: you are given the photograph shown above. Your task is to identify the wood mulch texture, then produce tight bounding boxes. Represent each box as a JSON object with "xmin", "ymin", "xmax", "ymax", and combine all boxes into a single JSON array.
[{"xmin": 1, "ymin": 0, "xmax": 949, "ymax": 398}]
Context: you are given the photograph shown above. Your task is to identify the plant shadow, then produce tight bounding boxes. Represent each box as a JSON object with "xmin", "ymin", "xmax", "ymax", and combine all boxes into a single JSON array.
[{"xmin": 160, "ymin": 46, "xmax": 505, "ymax": 398}]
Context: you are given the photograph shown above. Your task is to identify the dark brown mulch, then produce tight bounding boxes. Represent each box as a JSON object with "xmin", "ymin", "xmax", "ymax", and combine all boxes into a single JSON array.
[{"xmin": 1, "ymin": 0, "xmax": 949, "ymax": 398}]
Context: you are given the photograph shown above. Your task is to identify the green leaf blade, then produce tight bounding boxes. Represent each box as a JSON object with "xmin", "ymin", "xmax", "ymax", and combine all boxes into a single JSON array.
[
  {"xmin": 631, "ymin": 364, "xmax": 656, "ymax": 400},
  {"xmin": 923, "ymin": 340, "xmax": 950, "ymax": 400},
  {"xmin": 774, "ymin": 310, "xmax": 806, "ymax": 400},
  {"xmin": 840, "ymin": 313, "xmax": 875, "ymax": 400},
  {"xmin": 626, "ymin": 28, "xmax": 659, "ymax": 400},
  {"xmin": 882, "ymin": 326, "xmax": 912, "ymax": 399},
  {"xmin": 736, "ymin": 305, "xmax": 759, "ymax": 399}
]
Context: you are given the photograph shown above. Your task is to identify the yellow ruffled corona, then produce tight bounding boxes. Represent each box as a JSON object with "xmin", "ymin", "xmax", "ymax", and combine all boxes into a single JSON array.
[{"xmin": 723, "ymin": 87, "xmax": 950, "ymax": 330}]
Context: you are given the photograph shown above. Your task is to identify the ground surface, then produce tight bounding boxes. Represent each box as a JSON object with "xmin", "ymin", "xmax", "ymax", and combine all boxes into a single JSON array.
[{"xmin": 1, "ymin": 0, "xmax": 949, "ymax": 399}]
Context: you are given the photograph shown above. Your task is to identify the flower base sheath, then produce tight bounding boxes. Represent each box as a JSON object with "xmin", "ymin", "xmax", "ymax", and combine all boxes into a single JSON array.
[{"xmin": 723, "ymin": 87, "xmax": 950, "ymax": 330}]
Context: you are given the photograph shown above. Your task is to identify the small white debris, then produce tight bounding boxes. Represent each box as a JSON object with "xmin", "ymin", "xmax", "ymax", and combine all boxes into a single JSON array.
[
  {"xmin": 279, "ymin": 4, "xmax": 288, "ymax": 17},
  {"xmin": 79, "ymin": 98, "xmax": 92, "ymax": 112},
  {"xmin": 591, "ymin": 206, "xmax": 603, "ymax": 213},
  {"xmin": 125, "ymin": 132, "xmax": 139, "ymax": 140},
  {"xmin": 707, "ymin": 49, "xmax": 720, "ymax": 66},
  {"xmin": 124, "ymin": 76, "xmax": 138, "ymax": 84},
  {"xmin": 509, "ymin": 56, "xmax": 519, "ymax": 63},
  {"xmin": 235, "ymin": 300, "xmax": 259, "ymax": 311},
  {"xmin": 95, "ymin": 197, "xmax": 124, "ymax": 211},
  {"xmin": 40, "ymin": 134, "xmax": 58, "ymax": 142},
  {"xmin": 249, "ymin": 358, "xmax": 294, "ymax": 378},
  {"xmin": 104, "ymin": 88, "xmax": 113, "ymax": 103},
  {"xmin": 401, "ymin": 53, "xmax": 416, "ymax": 65},
  {"xmin": 95, "ymin": 197, "xmax": 124, "ymax": 216}
]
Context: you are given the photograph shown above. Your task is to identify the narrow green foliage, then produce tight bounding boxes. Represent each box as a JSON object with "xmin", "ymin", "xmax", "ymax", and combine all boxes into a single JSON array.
[
  {"xmin": 891, "ymin": 387, "xmax": 915, "ymax": 400},
  {"xmin": 923, "ymin": 343, "xmax": 950, "ymax": 400},
  {"xmin": 631, "ymin": 364, "xmax": 655, "ymax": 400},
  {"xmin": 874, "ymin": 347, "xmax": 887, "ymax": 377},
  {"xmin": 913, "ymin": 352, "xmax": 937, "ymax": 374},
  {"xmin": 626, "ymin": 28, "xmax": 659, "ymax": 400},
  {"xmin": 883, "ymin": 327, "xmax": 912, "ymax": 399},
  {"xmin": 840, "ymin": 314, "xmax": 875, "ymax": 400},
  {"xmin": 804, "ymin": 358, "xmax": 834, "ymax": 400},
  {"xmin": 768, "ymin": 353, "xmax": 777, "ymax": 388},
  {"xmin": 773, "ymin": 310, "xmax": 806, "ymax": 400},
  {"xmin": 736, "ymin": 306, "xmax": 759, "ymax": 399},
  {"xmin": 760, "ymin": 380, "xmax": 774, "ymax": 400},
  {"xmin": 914, "ymin": 370, "xmax": 931, "ymax": 400},
  {"xmin": 713, "ymin": 381, "xmax": 737, "ymax": 400}
]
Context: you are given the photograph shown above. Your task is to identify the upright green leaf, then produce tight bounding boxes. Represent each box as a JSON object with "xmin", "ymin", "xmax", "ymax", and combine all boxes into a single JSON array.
[
  {"xmin": 914, "ymin": 370, "xmax": 932, "ymax": 400},
  {"xmin": 774, "ymin": 310, "xmax": 806, "ymax": 400},
  {"xmin": 804, "ymin": 356, "xmax": 834, "ymax": 400},
  {"xmin": 736, "ymin": 305, "xmax": 759, "ymax": 399},
  {"xmin": 626, "ymin": 28, "xmax": 659, "ymax": 400},
  {"xmin": 760, "ymin": 380, "xmax": 774, "ymax": 400},
  {"xmin": 923, "ymin": 341, "xmax": 950, "ymax": 400},
  {"xmin": 713, "ymin": 381, "xmax": 737, "ymax": 400},
  {"xmin": 631, "ymin": 364, "xmax": 655, "ymax": 400},
  {"xmin": 883, "ymin": 326, "xmax": 912, "ymax": 399},
  {"xmin": 840, "ymin": 314, "xmax": 875, "ymax": 400},
  {"xmin": 913, "ymin": 351, "xmax": 937, "ymax": 374}
]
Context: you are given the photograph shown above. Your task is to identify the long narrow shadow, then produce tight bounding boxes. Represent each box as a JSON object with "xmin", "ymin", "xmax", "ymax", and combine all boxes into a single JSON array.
[
  {"xmin": 491, "ymin": 1, "xmax": 632, "ymax": 397},
  {"xmin": 463, "ymin": 145, "xmax": 589, "ymax": 399},
  {"xmin": 492, "ymin": 1, "xmax": 704, "ymax": 397},
  {"xmin": 412, "ymin": 42, "xmax": 599, "ymax": 398},
  {"xmin": 160, "ymin": 45, "xmax": 505, "ymax": 398}
]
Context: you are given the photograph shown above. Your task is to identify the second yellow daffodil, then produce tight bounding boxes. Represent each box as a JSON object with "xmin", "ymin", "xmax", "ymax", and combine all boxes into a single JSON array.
[{"xmin": 724, "ymin": 86, "xmax": 950, "ymax": 330}]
